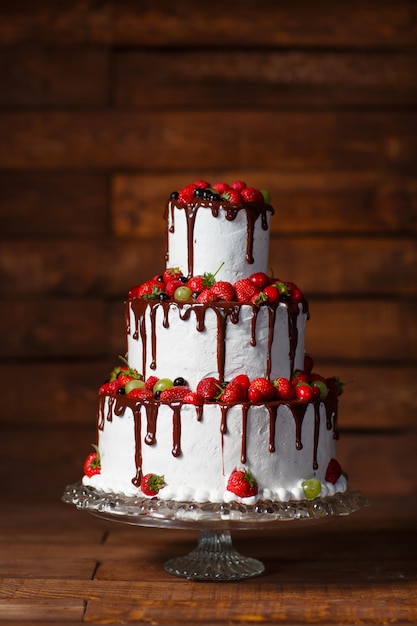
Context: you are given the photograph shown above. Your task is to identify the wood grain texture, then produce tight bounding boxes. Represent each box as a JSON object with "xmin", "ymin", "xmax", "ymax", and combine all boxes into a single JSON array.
[
  {"xmin": 0, "ymin": 111, "xmax": 415, "ymax": 171},
  {"xmin": 115, "ymin": 50, "xmax": 417, "ymax": 109},
  {"xmin": 1, "ymin": 1, "xmax": 416, "ymax": 47},
  {"xmin": 0, "ymin": 49, "xmax": 109, "ymax": 107},
  {"xmin": 0, "ymin": 174, "xmax": 108, "ymax": 236},
  {"xmin": 1, "ymin": 236, "xmax": 416, "ymax": 297}
]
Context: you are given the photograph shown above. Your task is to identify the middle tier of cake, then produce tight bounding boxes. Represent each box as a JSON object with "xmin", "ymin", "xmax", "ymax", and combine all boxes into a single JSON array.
[{"xmin": 126, "ymin": 299, "xmax": 309, "ymax": 387}]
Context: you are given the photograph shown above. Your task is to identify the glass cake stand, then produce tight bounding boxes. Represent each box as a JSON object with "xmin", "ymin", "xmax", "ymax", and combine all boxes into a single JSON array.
[{"xmin": 62, "ymin": 482, "xmax": 368, "ymax": 581}]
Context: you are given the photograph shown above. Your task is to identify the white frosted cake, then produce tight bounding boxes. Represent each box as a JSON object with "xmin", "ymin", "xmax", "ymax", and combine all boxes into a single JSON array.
[{"xmin": 82, "ymin": 180, "xmax": 347, "ymax": 504}]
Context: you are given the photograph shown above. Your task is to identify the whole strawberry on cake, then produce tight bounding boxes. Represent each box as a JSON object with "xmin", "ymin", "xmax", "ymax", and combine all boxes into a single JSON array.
[{"xmin": 82, "ymin": 179, "xmax": 347, "ymax": 504}]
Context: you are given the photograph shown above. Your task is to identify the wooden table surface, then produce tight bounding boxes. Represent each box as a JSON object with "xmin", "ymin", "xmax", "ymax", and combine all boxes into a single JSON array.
[{"xmin": 1, "ymin": 484, "xmax": 416, "ymax": 625}]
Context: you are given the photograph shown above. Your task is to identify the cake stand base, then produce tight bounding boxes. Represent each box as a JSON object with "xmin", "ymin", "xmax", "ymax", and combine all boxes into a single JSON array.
[
  {"xmin": 62, "ymin": 482, "xmax": 368, "ymax": 582},
  {"xmin": 164, "ymin": 529, "xmax": 264, "ymax": 581}
]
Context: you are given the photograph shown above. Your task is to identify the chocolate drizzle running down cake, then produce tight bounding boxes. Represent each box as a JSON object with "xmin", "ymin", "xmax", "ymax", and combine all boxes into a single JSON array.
[{"xmin": 82, "ymin": 179, "xmax": 347, "ymax": 504}]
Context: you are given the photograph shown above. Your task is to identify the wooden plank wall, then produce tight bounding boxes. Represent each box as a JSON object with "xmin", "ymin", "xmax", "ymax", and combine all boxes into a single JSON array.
[{"xmin": 0, "ymin": 1, "xmax": 416, "ymax": 497}]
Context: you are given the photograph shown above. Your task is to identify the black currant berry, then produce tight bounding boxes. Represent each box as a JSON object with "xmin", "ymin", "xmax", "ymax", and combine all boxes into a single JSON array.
[{"xmin": 174, "ymin": 377, "xmax": 186, "ymax": 386}]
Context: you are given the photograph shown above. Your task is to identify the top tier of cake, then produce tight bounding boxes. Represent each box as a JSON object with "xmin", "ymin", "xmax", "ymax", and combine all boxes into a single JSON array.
[{"xmin": 165, "ymin": 183, "xmax": 274, "ymax": 282}]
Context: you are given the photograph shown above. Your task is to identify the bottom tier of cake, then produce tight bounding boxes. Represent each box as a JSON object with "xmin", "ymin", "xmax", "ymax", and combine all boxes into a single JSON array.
[{"xmin": 82, "ymin": 394, "xmax": 347, "ymax": 504}]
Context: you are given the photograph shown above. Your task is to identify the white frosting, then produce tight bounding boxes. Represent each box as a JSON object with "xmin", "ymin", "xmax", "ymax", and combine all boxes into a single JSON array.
[
  {"xmin": 127, "ymin": 301, "xmax": 307, "ymax": 388},
  {"xmin": 84, "ymin": 193, "xmax": 346, "ymax": 504},
  {"xmin": 83, "ymin": 399, "xmax": 346, "ymax": 502},
  {"xmin": 165, "ymin": 201, "xmax": 271, "ymax": 282}
]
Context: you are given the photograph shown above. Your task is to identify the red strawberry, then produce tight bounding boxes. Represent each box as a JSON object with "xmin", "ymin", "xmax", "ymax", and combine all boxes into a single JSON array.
[
  {"xmin": 227, "ymin": 468, "xmax": 258, "ymax": 498},
  {"xmin": 263, "ymin": 285, "xmax": 280, "ymax": 302},
  {"xmin": 230, "ymin": 180, "xmax": 247, "ymax": 191},
  {"xmin": 210, "ymin": 281, "xmax": 235, "ymax": 301},
  {"xmin": 325, "ymin": 458, "xmax": 343, "ymax": 484},
  {"xmin": 99, "ymin": 380, "xmax": 120, "ymax": 395},
  {"xmin": 326, "ymin": 376, "xmax": 345, "ymax": 397},
  {"xmin": 196, "ymin": 377, "xmax": 220, "ymax": 401},
  {"xmin": 163, "ymin": 267, "xmax": 183, "ymax": 284},
  {"xmin": 231, "ymin": 374, "xmax": 250, "ymax": 391},
  {"xmin": 197, "ymin": 289, "xmax": 218, "ymax": 303},
  {"xmin": 140, "ymin": 473, "xmax": 165, "ymax": 496},
  {"xmin": 291, "ymin": 369, "xmax": 309, "ymax": 385},
  {"xmin": 248, "ymin": 378, "xmax": 276, "ymax": 402},
  {"xmin": 178, "ymin": 184, "xmax": 196, "ymax": 203},
  {"xmin": 165, "ymin": 279, "xmax": 184, "ymax": 297},
  {"xmin": 220, "ymin": 382, "xmax": 247, "ymax": 403},
  {"xmin": 233, "ymin": 278, "xmax": 260, "ymax": 302},
  {"xmin": 212, "ymin": 182, "xmax": 229, "ymax": 194},
  {"xmin": 137, "ymin": 279, "xmax": 164, "ymax": 300},
  {"xmin": 117, "ymin": 366, "xmax": 142, "ymax": 388},
  {"xmin": 222, "ymin": 189, "xmax": 242, "ymax": 204},
  {"xmin": 188, "ymin": 275, "xmax": 207, "ymax": 293},
  {"xmin": 251, "ymin": 291, "xmax": 268, "ymax": 305},
  {"xmin": 83, "ymin": 445, "xmax": 100, "ymax": 477},
  {"xmin": 145, "ymin": 375, "xmax": 159, "ymax": 391},
  {"xmin": 273, "ymin": 377, "xmax": 295, "ymax": 400},
  {"xmin": 249, "ymin": 272, "xmax": 270, "ymax": 290},
  {"xmin": 193, "ymin": 179, "xmax": 210, "ymax": 189},
  {"xmin": 241, "ymin": 187, "xmax": 265, "ymax": 203},
  {"xmin": 295, "ymin": 382, "xmax": 314, "ymax": 402},
  {"xmin": 183, "ymin": 391, "xmax": 204, "ymax": 405},
  {"xmin": 127, "ymin": 388, "xmax": 153, "ymax": 400},
  {"xmin": 159, "ymin": 386, "xmax": 190, "ymax": 402}
]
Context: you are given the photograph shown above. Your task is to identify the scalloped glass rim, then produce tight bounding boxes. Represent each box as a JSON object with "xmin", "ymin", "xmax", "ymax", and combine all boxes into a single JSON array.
[{"xmin": 62, "ymin": 482, "xmax": 368, "ymax": 530}]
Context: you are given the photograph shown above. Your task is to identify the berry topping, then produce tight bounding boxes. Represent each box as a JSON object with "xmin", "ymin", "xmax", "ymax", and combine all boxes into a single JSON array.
[
  {"xmin": 163, "ymin": 267, "xmax": 183, "ymax": 284},
  {"xmin": 233, "ymin": 278, "xmax": 260, "ymax": 302},
  {"xmin": 165, "ymin": 279, "xmax": 184, "ymax": 297},
  {"xmin": 210, "ymin": 281, "xmax": 235, "ymax": 301},
  {"xmin": 230, "ymin": 180, "xmax": 247, "ymax": 191},
  {"xmin": 183, "ymin": 391, "xmax": 204, "ymax": 405},
  {"xmin": 99, "ymin": 379, "xmax": 120, "ymax": 395},
  {"xmin": 83, "ymin": 445, "xmax": 101, "ymax": 477},
  {"xmin": 140, "ymin": 473, "xmax": 165, "ymax": 496},
  {"xmin": 241, "ymin": 187, "xmax": 265, "ymax": 203},
  {"xmin": 248, "ymin": 378, "xmax": 276, "ymax": 402},
  {"xmin": 196, "ymin": 377, "xmax": 221, "ymax": 401},
  {"xmin": 295, "ymin": 382, "xmax": 314, "ymax": 402},
  {"xmin": 221, "ymin": 189, "xmax": 242, "ymax": 204},
  {"xmin": 124, "ymin": 379, "xmax": 146, "ymax": 395},
  {"xmin": 212, "ymin": 182, "xmax": 229, "ymax": 194},
  {"xmin": 159, "ymin": 386, "xmax": 191, "ymax": 402},
  {"xmin": 127, "ymin": 387, "xmax": 153, "ymax": 400},
  {"xmin": 193, "ymin": 179, "xmax": 210, "ymax": 189},
  {"xmin": 325, "ymin": 458, "xmax": 343, "ymax": 484},
  {"xmin": 249, "ymin": 272, "xmax": 270, "ymax": 290},
  {"xmin": 231, "ymin": 374, "xmax": 250, "ymax": 391},
  {"xmin": 174, "ymin": 286, "xmax": 193, "ymax": 302},
  {"xmin": 273, "ymin": 377, "xmax": 296, "ymax": 400},
  {"xmin": 196, "ymin": 289, "xmax": 218, "ymax": 303},
  {"xmin": 227, "ymin": 468, "xmax": 258, "ymax": 498},
  {"xmin": 145, "ymin": 375, "xmax": 159, "ymax": 391},
  {"xmin": 220, "ymin": 381, "xmax": 247, "ymax": 403}
]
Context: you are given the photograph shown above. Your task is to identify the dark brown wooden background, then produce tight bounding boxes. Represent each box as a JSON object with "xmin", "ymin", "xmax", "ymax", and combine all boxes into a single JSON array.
[{"xmin": 0, "ymin": 1, "xmax": 416, "ymax": 503}]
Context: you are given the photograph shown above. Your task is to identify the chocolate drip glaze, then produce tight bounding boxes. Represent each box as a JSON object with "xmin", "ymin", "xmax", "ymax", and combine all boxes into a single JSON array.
[
  {"xmin": 132, "ymin": 406, "xmax": 143, "ymax": 487},
  {"xmin": 128, "ymin": 298, "xmax": 301, "ymax": 383},
  {"xmin": 240, "ymin": 404, "xmax": 250, "ymax": 464},
  {"xmin": 99, "ymin": 394, "xmax": 339, "ymax": 487},
  {"xmin": 267, "ymin": 405, "xmax": 278, "ymax": 453},
  {"xmin": 313, "ymin": 401, "xmax": 321, "ymax": 470},
  {"xmin": 286, "ymin": 401, "xmax": 309, "ymax": 451},
  {"xmin": 164, "ymin": 200, "xmax": 274, "ymax": 277}
]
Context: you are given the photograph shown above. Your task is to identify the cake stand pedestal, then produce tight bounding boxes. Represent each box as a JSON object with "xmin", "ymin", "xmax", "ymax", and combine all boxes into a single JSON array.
[{"xmin": 62, "ymin": 482, "xmax": 368, "ymax": 581}]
